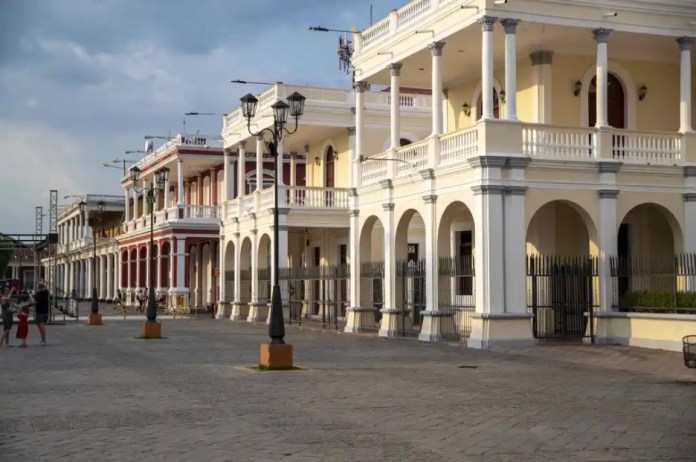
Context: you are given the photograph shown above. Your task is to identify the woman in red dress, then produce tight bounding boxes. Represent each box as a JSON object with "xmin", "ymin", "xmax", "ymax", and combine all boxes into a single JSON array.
[{"xmin": 16, "ymin": 305, "xmax": 29, "ymax": 347}]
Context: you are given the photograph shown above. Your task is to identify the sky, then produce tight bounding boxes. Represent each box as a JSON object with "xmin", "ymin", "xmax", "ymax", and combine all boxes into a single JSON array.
[{"xmin": 0, "ymin": 0, "xmax": 406, "ymax": 234}]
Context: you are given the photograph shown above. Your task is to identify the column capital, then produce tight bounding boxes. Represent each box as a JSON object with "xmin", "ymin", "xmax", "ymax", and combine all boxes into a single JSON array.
[
  {"xmin": 238, "ymin": 140, "xmax": 247, "ymax": 149},
  {"xmin": 505, "ymin": 186, "xmax": 527, "ymax": 196},
  {"xmin": 529, "ymin": 50, "xmax": 553, "ymax": 66},
  {"xmin": 479, "ymin": 16, "xmax": 497, "ymax": 32},
  {"xmin": 471, "ymin": 185, "xmax": 506, "ymax": 195},
  {"xmin": 684, "ymin": 166, "xmax": 696, "ymax": 177},
  {"xmin": 422, "ymin": 194, "xmax": 437, "ymax": 204},
  {"xmin": 388, "ymin": 63, "xmax": 402, "ymax": 76},
  {"xmin": 500, "ymin": 18, "xmax": 520, "ymax": 34},
  {"xmin": 354, "ymin": 81, "xmax": 369, "ymax": 93},
  {"xmin": 592, "ymin": 28, "xmax": 612, "ymax": 44},
  {"xmin": 350, "ymin": 209, "xmax": 360, "ymax": 217},
  {"xmin": 381, "ymin": 202, "xmax": 395, "ymax": 211},
  {"xmin": 428, "ymin": 41, "xmax": 446, "ymax": 57},
  {"xmin": 677, "ymin": 36, "xmax": 695, "ymax": 51},
  {"xmin": 303, "ymin": 144, "xmax": 310, "ymax": 154},
  {"xmin": 597, "ymin": 189, "xmax": 620, "ymax": 199}
]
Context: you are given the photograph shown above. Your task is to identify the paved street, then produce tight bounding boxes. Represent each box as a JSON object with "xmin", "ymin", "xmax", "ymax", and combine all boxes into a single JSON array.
[{"xmin": 1, "ymin": 319, "xmax": 695, "ymax": 461}]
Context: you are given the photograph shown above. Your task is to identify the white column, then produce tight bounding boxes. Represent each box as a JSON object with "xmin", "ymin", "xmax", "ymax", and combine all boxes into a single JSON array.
[
  {"xmin": 176, "ymin": 238, "xmax": 186, "ymax": 290},
  {"xmin": 389, "ymin": 63, "xmax": 402, "ymax": 150},
  {"xmin": 255, "ymin": 136, "xmax": 264, "ymax": 192},
  {"xmin": 346, "ymin": 210, "xmax": 361, "ymax": 320},
  {"xmin": 133, "ymin": 189, "xmax": 140, "ymax": 219},
  {"xmin": 136, "ymin": 248, "xmax": 141, "ymax": 290},
  {"xmin": 678, "ymin": 37, "xmax": 694, "ymax": 133},
  {"xmin": 209, "ymin": 168, "xmax": 216, "ymax": 205},
  {"xmin": 237, "ymin": 141, "xmax": 246, "ymax": 197},
  {"xmin": 145, "ymin": 242, "xmax": 151, "ymax": 291},
  {"xmin": 354, "ymin": 82, "xmax": 367, "ymax": 189},
  {"xmin": 223, "ymin": 149, "xmax": 232, "ymax": 202},
  {"xmin": 593, "ymin": 28, "xmax": 611, "ymax": 128},
  {"xmin": 217, "ymin": 236, "xmax": 226, "ymax": 318},
  {"xmin": 378, "ymin": 204, "xmax": 397, "ymax": 337},
  {"xmin": 530, "ymin": 51, "xmax": 553, "ymax": 124},
  {"xmin": 501, "ymin": 19, "xmax": 520, "ymax": 121},
  {"xmin": 598, "ymin": 190, "xmax": 618, "ymax": 312},
  {"xmin": 276, "ymin": 139, "xmax": 284, "ymax": 186},
  {"xmin": 163, "ymin": 178, "xmax": 170, "ymax": 209},
  {"xmin": 289, "ymin": 153, "xmax": 296, "ymax": 187},
  {"xmin": 419, "ymin": 195, "xmax": 440, "ymax": 342},
  {"xmin": 248, "ymin": 230, "xmax": 259, "ymax": 320},
  {"xmin": 685, "ymin": 193, "xmax": 696, "ymax": 252},
  {"xmin": 124, "ymin": 188, "xmax": 131, "ymax": 221},
  {"xmin": 177, "ymin": 159, "xmax": 184, "ymax": 206},
  {"xmin": 429, "ymin": 42, "xmax": 445, "ymax": 135},
  {"xmin": 504, "ymin": 186, "xmax": 527, "ymax": 313},
  {"xmin": 86, "ymin": 258, "xmax": 92, "ymax": 299},
  {"xmin": 473, "ymin": 186, "xmax": 505, "ymax": 315},
  {"xmin": 82, "ymin": 212, "xmax": 88, "ymax": 238},
  {"xmin": 480, "ymin": 16, "xmax": 497, "ymax": 119}
]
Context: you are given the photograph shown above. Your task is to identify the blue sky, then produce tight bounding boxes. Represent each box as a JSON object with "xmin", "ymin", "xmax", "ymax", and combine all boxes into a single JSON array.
[{"xmin": 0, "ymin": 0, "xmax": 406, "ymax": 233}]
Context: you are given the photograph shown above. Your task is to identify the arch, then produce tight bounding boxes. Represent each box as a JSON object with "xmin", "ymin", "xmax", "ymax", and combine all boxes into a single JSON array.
[
  {"xmin": 618, "ymin": 203, "xmax": 683, "ymax": 257},
  {"xmin": 526, "ymin": 200, "xmax": 598, "ymax": 257},
  {"xmin": 471, "ymin": 76, "xmax": 504, "ymax": 121},
  {"xmin": 360, "ymin": 215, "xmax": 385, "ymax": 263},
  {"xmin": 580, "ymin": 61, "xmax": 637, "ymax": 129},
  {"xmin": 245, "ymin": 169, "xmax": 275, "ymax": 194},
  {"xmin": 239, "ymin": 237, "xmax": 252, "ymax": 303},
  {"xmin": 257, "ymin": 234, "xmax": 272, "ymax": 304},
  {"xmin": 395, "ymin": 209, "xmax": 425, "ymax": 263},
  {"xmin": 325, "ymin": 145, "xmax": 336, "ymax": 188},
  {"xmin": 223, "ymin": 240, "xmax": 235, "ymax": 302}
]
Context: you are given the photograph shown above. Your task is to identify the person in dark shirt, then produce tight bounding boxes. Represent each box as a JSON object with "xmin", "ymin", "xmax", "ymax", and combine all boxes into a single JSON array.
[{"xmin": 31, "ymin": 281, "xmax": 49, "ymax": 345}]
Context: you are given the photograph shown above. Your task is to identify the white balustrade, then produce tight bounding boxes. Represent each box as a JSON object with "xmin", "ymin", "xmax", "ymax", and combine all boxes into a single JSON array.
[
  {"xmin": 183, "ymin": 205, "xmax": 220, "ymax": 219},
  {"xmin": 259, "ymin": 189, "xmax": 274, "ymax": 209},
  {"xmin": 396, "ymin": 140, "xmax": 429, "ymax": 177},
  {"xmin": 360, "ymin": 157, "xmax": 389, "ymax": 185},
  {"xmin": 523, "ymin": 125, "xmax": 594, "ymax": 160},
  {"xmin": 612, "ymin": 130, "xmax": 681, "ymax": 165},
  {"xmin": 284, "ymin": 186, "xmax": 349, "ymax": 208},
  {"xmin": 397, "ymin": 0, "xmax": 431, "ymax": 29},
  {"xmin": 361, "ymin": 16, "xmax": 391, "ymax": 50},
  {"xmin": 439, "ymin": 126, "xmax": 479, "ymax": 166}
]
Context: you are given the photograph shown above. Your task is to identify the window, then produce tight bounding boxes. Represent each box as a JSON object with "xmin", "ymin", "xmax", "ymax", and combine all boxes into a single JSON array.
[
  {"xmin": 457, "ymin": 231, "xmax": 473, "ymax": 296},
  {"xmin": 407, "ymin": 243, "xmax": 418, "ymax": 264}
]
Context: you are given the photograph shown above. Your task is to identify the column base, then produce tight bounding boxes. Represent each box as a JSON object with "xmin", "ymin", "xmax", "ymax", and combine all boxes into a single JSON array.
[
  {"xmin": 418, "ymin": 311, "xmax": 454, "ymax": 342},
  {"xmin": 378, "ymin": 308, "xmax": 402, "ymax": 338},
  {"xmin": 230, "ymin": 302, "xmax": 248, "ymax": 321},
  {"xmin": 215, "ymin": 302, "xmax": 228, "ymax": 319},
  {"xmin": 344, "ymin": 306, "xmax": 377, "ymax": 333},
  {"xmin": 247, "ymin": 303, "xmax": 267, "ymax": 323},
  {"xmin": 466, "ymin": 313, "xmax": 535, "ymax": 349},
  {"xmin": 140, "ymin": 321, "xmax": 162, "ymax": 339},
  {"xmin": 260, "ymin": 343, "xmax": 293, "ymax": 369},
  {"xmin": 87, "ymin": 313, "xmax": 102, "ymax": 326}
]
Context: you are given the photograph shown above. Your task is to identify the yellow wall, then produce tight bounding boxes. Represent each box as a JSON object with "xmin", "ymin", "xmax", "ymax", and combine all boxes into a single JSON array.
[
  {"xmin": 597, "ymin": 314, "xmax": 696, "ymax": 352},
  {"xmin": 526, "ymin": 202, "xmax": 590, "ymax": 256},
  {"xmin": 622, "ymin": 205, "xmax": 674, "ymax": 258}
]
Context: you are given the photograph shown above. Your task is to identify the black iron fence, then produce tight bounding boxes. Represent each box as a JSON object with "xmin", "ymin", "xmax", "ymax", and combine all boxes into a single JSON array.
[
  {"xmin": 527, "ymin": 255, "xmax": 598, "ymax": 340},
  {"xmin": 280, "ymin": 264, "xmax": 350, "ymax": 330},
  {"xmin": 224, "ymin": 270, "xmax": 234, "ymax": 302},
  {"xmin": 258, "ymin": 267, "xmax": 271, "ymax": 306},
  {"xmin": 438, "ymin": 256, "xmax": 475, "ymax": 340},
  {"xmin": 359, "ymin": 261, "xmax": 384, "ymax": 330},
  {"xmin": 396, "ymin": 259, "xmax": 426, "ymax": 337},
  {"xmin": 610, "ymin": 253, "xmax": 696, "ymax": 314}
]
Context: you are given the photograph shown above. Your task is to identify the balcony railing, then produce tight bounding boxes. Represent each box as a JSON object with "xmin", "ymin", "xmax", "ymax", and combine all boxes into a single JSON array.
[
  {"xmin": 124, "ymin": 205, "xmax": 221, "ymax": 233},
  {"xmin": 360, "ymin": 122, "xmax": 688, "ymax": 186},
  {"xmin": 225, "ymin": 186, "xmax": 350, "ymax": 220},
  {"xmin": 129, "ymin": 135, "xmax": 223, "ymax": 176}
]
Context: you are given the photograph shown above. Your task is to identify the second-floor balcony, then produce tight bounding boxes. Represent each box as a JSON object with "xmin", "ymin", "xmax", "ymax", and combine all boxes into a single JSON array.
[
  {"xmin": 124, "ymin": 204, "xmax": 221, "ymax": 233},
  {"xmin": 56, "ymin": 236, "xmax": 119, "ymax": 255},
  {"xmin": 225, "ymin": 185, "xmax": 350, "ymax": 224},
  {"xmin": 359, "ymin": 121, "xmax": 693, "ymax": 186}
]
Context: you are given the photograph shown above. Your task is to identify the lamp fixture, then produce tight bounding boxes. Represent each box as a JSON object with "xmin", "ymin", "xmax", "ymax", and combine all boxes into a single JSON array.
[
  {"xmin": 462, "ymin": 102, "xmax": 471, "ymax": 117},
  {"xmin": 603, "ymin": 12, "xmax": 617, "ymax": 17},
  {"xmin": 494, "ymin": 0, "xmax": 508, "ymax": 4},
  {"xmin": 638, "ymin": 84, "xmax": 648, "ymax": 101},
  {"xmin": 499, "ymin": 90, "xmax": 506, "ymax": 104},
  {"xmin": 573, "ymin": 80, "xmax": 582, "ymax": 97},
  {"xmin": 314, "ymin": 156, "xmax": 321, "ymax": 166}
]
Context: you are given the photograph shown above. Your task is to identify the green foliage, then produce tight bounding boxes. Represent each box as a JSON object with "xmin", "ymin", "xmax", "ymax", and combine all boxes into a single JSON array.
[{"xmin": 620, "ymin": 290, "xmax": 696, "ymax": 313}]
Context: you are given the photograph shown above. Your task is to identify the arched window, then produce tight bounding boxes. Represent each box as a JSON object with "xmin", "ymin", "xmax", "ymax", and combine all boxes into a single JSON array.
[
  {"xmin": 245, "ymin": 170, "xmax": 274, "ymax": 194},
  {"xmin": 588, "ymin": 73, "xmax": 625, "ymax": 128},
  {"xmin": 476, "ymin": 88, "xmax": 500, "ymax": 120}
]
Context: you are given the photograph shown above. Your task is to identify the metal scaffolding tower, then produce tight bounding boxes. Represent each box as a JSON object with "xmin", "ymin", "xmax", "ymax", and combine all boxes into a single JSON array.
[{"xmin": 34, "ymin": 206, "xmax": 43, "ymax": 290}]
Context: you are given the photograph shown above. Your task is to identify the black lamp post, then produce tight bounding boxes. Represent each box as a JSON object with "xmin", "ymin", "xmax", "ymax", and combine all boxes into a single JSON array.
[
  {"xmin": 80, "ymin": 200, "xmax": 105, "ymax": 324},
  {"xmin": 240, "ymin": 90, "xmax": 306, "ymax": 344},
  {"xmin": 129, "ymin": 165, "xmax": 170, "ymax": 324}
]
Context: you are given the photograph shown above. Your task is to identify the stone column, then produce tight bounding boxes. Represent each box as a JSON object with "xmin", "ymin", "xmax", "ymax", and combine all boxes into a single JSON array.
[
  {"xmin": 289, "ymin": 153, "xmax": 297, "ymax": 187},
  {"xmin": 504, "ymin": 184, "xmax": 528, "ymax": 315},
  {"xmin": 163, "ymin": 178, "xmax": 170, "ymax": 210},
  {"xmin": 196, "ymin": 174, "xmax": 202, "ymax": 205},
  {"xmin": 480, "ymin": 16, "xmax": 497, "ymax": 119},
  {"xmin": 345, "ymin": 208, "xmax": 368, "ymax": 333},
  {"xmin": 255, "ymin": 136, "xmax": 264, "ymax": 192},
  {"xmin": 593, "ymin": 28, "xmax": 611, "ymax": 128},
  {"xmin": 216, "ymin": 236, "xmax": 226, "ymax": 319},
  {"xmin": 597, "ymin": 189, "xmax": 619, "ymax": 313},
  {"xmin": 169, "ymin": 238, "xmax": 176, "ymax": 294},
  {"xmin": 685, "ymin": 192, "xmax": 696, "ymax": 253},
  {"xmin": 230, "ymin": 232, "xmax": 244, "ymax": 320},
  {"xmin": 86, "ymin": 258, "xmax": 92, "ymax": 300},
  {"xmin": 125, "ymin": 188, "xmax": 131, "ymax": 221},
  {"xmin": 530, "ymin": 50, "xmax": 553, "ymax": 124},
  {"xmin": 501, "ymin": 19, "xmax": 520, "ymax": 120},
  {"xmin": 418, "ymin": 194, "xmax": 442, "ymax": 342},
  {"xmin": 237, "ymin": 141, "xmax": 246, "ymax": 198},
  {"xmin": 223, "ymin": 149, "xmax": 232, "ymax": 202},
  {"xmin": 389, "ymin": 63, "xmax": 402, "ymax": 149},
  {"xmin": 429, "ymin": 42, "xmax": 445, "ymax": 135},
  {"xmin": 82, "ymin": 212, "xmax": 88, "ymax": 238},
  {"xmin": 177, "ymin": 159, "xmax": 184, "ymax": 206},
  {"xmin": 378, "ymin": 203, "xmax": 398, "ymax": 337},
  {"xmin": 354, "ymin": 81, "xmax": 367, "ymax": 189},
  {"xmin": 156, "ymin": 243, "xmax": 163, "ymax": 290},
  {"xmin": 276, "ymin": 139, "xmax": 284, "ymax": 186},
  {"xmin": 133, "ymin": 189, "xmax": 140, "ymax": 219},
  {"xmin": 678, "ymin": 37, "xmax": 694, "ymax": 133},
  {"xmin": 210, "ymin": 168, "xmax": 216, "ymax": 205},
  {"xmin": 247, "ymin": 229, "xmax": 262, "ymax": 322}
]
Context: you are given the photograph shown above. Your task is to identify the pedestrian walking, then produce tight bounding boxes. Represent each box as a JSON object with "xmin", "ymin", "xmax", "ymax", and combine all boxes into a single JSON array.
[
  {"xmin": 0, "ymin": 287, "xmax": 14, "ymax": 348},
  {"xmin": 31, "ymin": 282, "xmax": 49, "ymax": 345},
  {"xmin": 115, "ymin": 289, "xmax": 126, "ymax": 319},
  {"xmin": 15, "ymin": 305, "xmax": 29, "ymax": 348}
]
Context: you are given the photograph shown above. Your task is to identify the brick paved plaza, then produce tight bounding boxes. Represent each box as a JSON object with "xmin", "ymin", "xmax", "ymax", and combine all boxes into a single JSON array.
[{"xmin": 1, "ymin": 318, "xmax": 695, "ymax": 462}]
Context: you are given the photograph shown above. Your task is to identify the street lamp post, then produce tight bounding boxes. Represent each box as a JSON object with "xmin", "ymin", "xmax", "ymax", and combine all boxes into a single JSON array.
[
  {"xmin": 240, "ymin": 90, "xmax": 305, "ymax": 367},
  {"xmin": 80, "ymin": 200, "xmax": 105, "ymax": 325},
  {"xmin": 129, "ymin": 165, "xmax": 170, "ymax": 338},
  {"xmin": 101, "ymin": 159, "xmax": 136, "ymax": 176}
]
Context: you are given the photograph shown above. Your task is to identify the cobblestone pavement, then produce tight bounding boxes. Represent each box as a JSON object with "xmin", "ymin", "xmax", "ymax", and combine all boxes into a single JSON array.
[{"xmin": 1, "ymin": 320, "xmax": 695, "ymax": 462}]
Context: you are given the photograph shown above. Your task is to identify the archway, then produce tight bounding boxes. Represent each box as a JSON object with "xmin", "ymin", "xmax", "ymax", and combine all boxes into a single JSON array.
[
  {"xmin": 616, "ymin": 203, "xmax": 683, "ymax": 301},
  {"xmin": 359, "ymin": 216, "xmax": 386, "ymax": 325},
  {"xmin": 258, "ymin": 234, "xmax": 271, "ymax": 305},
  {"xmin": 224, "ymin": 241, "xmax": 235, "ymax": 302},
  {"xmin": 201, "ymin": 243, "xmax": 212, "ymax": 304},
  {"xmin": 160, "ymin": 242, "xmax": 171, "ymax": 289},
  {"xmin": 437, "ymin": 201, "xmax": 476, "ymax": 339},
  {"xmin": 589, "ymin": 73, "xmax": 625, "ymax": 128},
  {"xmin": 394, "ymin": 209, "xmax": 426, "ymax": 334},
  {"xmin": 526, "ymin": 200, "xmax": 598, "ymax": 339},
  {"xmin": 325, "ymin": 145, "xmax": 335, "ymax": 188},
  {"xmin": 239, "ymin": 237, "xmax": 252, "ymax": 304}
]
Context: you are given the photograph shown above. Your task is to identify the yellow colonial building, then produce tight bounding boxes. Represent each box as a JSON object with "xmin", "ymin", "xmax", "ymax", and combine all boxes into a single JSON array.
[{"xmin": 339, "ymin": 0, "xmax": 696, "ymax": 350}]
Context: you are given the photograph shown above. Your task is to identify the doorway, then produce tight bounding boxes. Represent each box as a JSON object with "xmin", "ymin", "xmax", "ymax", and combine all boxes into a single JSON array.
[{"xmin": 588, "ymin": 73, "xmax": 625, "ymax": 128}]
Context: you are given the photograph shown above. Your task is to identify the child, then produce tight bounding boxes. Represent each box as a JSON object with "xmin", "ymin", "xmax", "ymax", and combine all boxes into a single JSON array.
[{"xmin": 16, "ymin": 305, "xmax": 30, "ymax": 348}]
